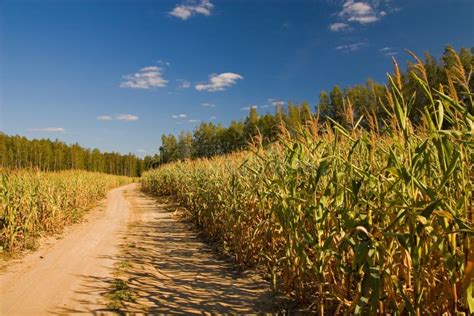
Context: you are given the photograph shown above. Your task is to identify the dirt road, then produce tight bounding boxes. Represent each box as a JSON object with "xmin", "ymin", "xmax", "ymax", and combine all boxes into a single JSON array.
[
  {"xmin": 0, "ymin": 183, "xmax": 135, "ymax": 315},
  {"xmin": 0, "ymin": 183, "xmax": 273, "ymax": 315}
]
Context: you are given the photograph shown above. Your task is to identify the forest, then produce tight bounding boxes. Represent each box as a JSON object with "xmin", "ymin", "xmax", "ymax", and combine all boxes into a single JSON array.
[{"xmin": 0, "ymin": 133, "xmax": 145, "ymax": 177}]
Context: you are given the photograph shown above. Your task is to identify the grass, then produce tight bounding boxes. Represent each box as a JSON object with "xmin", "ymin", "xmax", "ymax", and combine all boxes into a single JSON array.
[
  {"xmin": 106, "ymin": 259, "xmax": 137, "ymax": 311},
  {"xmin": 105, "ymin": 278, "xmax": 136, "ymax": 310},
  {"xmin": 141, "ymin": 49, "xmax": 473, "ymax": 314},
  {"xmin": 0, "ymin": 169, "xmax": 133, "ymax": 252}
]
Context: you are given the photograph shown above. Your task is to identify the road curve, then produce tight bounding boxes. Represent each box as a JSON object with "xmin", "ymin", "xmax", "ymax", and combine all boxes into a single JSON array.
[{"xmin": 0, "ymin": 183, "xmax": 137, "ymax": 315}]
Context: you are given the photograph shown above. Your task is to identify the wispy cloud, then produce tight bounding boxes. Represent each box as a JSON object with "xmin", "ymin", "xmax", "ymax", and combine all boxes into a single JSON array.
[
  {"xmin": 379, "ymin": 47, "xmax": 398, "ymax": 56},
  {"xmin": 96, "ymin": 115, "xmax": 113, "ymax": 121},
  {"xmin": 137, "ymin": 149, "xmax": 147, "ymax": 153},
  {"xmin": 196, "ymin": 72, "xmax": 243, "ymax": 92},
  {"xmin": 336, "ymin": 42, "xmax": 366, "ymax": 52},
  {"xmin": 120, "ymin": 66, "xmax": 167, "ymax": 89},
  {"xmin": 28, "ymin": 127, "xmax": 65, "ymax": 132},
  {"xmin": 96, "ymin": 114, "xmax": 138, "ymax": 121},
  {"xmin": 177, "ymin": 79, "xmax": 191, "ymax": 89},
  {"xmin": 116, "ymin": 114, "xmax": 139, "ymax": 121},
  {"xmin": 157, "ymin": 60, "xmax": 171, "ymax": 67},
  {"xmin": 172, "ymin": 114, "xmax": 188, "ymax": 119},
  {"xmin": 169, "ymin": 0, "xmax": 214, "ymax": 20},
  {"xmin": 201, "ymin": 102, "xmax": 215, "ymax": 107},
  {"xmin": 260, "ymin": 99, "xmax": 286, "ymax": 108},
  {"xmin": 209, "ymin": 116, "xmax": 217, "ymax": 120},
  {"xmin": 171, "ymin": 113, "xmax": 198, "ymax": 124},
  {"xmin": 329, "ymin": 22, "xmax": 351, "ymax": 32}
]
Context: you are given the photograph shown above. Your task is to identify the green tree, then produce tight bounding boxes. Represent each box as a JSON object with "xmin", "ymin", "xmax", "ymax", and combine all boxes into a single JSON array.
[
  {"xmin": 176, "ymin": 131, "xmax": 193, "ymax": 160},
  {"xmin": 330, "ymin": 85, "xmax": 344, "ymax": 124},
  {"xmin": 160, "ymin": 134, "xmax": 178, "ymax": 163},
  {"xmin": 193, "ymin": 122, "xmax": 218, "ymax": 158},
  {"xmin": 244, "ymin": 107, "xmax": 259, "ymax": 142}
]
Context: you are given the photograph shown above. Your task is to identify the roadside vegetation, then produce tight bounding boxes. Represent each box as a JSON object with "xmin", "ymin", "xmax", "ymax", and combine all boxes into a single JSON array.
[
  {"xmin": 142, "ymin": 48, "xmax": 473, "ymax": 314},
  {"xmin": 0, "ymin": 169, "xmax": 133, "ymax": 252}
]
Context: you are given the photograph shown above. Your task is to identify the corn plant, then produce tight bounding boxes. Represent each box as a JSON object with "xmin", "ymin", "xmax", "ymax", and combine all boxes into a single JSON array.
[
  {"xmin": 142, "ymin": 50, "xmax": 473, "ymax": 314},
  {"xmin": 0, "ymin": 169, "xmax": 132, "ymax": 252}
]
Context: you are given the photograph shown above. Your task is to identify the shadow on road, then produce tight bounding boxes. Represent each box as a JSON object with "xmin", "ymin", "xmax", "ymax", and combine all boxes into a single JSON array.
[{"xmin": 54, "ymin": 188, "xmax": 276, "ymax": 314}]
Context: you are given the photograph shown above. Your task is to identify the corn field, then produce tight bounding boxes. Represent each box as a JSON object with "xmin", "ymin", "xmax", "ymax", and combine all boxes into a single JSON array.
[
  {"xmin": 142, "ymin": 51, "xmax": 473, "ymax": 314},
  {"xmin": 0, "ymin": 169, "xmax": 132, "ymax": 252}
]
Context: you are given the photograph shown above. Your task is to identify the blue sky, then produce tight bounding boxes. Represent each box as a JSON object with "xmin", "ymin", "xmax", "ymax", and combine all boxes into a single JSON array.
[{"xmin": 1, "ymin": 0, "xmax": 473, "ymax": 156}]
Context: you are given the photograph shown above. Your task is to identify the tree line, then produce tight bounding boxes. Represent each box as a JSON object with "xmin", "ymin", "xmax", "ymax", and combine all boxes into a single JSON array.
[
  {"xmin": 153, "ymin": 46, "xmax": 473, "ymax": 165},
  {"xmin": 0, "ymin": 133, "xmax": 144, "ymax": 177}
]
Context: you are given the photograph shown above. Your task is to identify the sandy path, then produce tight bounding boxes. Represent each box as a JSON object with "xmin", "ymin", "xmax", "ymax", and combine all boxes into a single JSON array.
[
  {"xmin": 111, "ymin": 189, "xmax": 274, "ymax": 314},
  {"xmin": 0, "ymin": 184, "xmax": 274, "ymax": 315},
  {"xmin": 0, "ymin": 183, "xmax": 136, "ymax": 315}
]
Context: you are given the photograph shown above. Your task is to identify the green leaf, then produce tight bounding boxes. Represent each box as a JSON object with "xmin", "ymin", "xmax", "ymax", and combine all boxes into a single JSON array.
[
  {"xmin": 467, "ymin": 279, "xmax": 474, "ymax": 313},
  {"xmin": 421, "ymin": 200, "xmax": 441, "ymax": 218},
  {"xmin": 355, "ymin": 242, "xmax": 369, "ymax": 266}
]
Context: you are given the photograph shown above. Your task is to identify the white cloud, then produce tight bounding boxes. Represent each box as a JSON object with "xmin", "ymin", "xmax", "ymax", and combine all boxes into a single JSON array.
[
  {"xmin": 329, "ymin": 22, "xmax": 351, "ymax": 32},
  {"xmin": 336, "ymin": 42, "xmax": 366, "ymax": 52},
  {"xmin": 120, "ymin": 66, "xmax": 167, "ymax": 89},
  {"xmin": 170, "ymin": 6, "xmax": 192, "ymax": 20},
  {"xmin": 116, "ymin": 114, "xmax": 139, "ymax": 121},
  {"xmin": 137, "ymin": 149, "xmax": 147, "ymax": 153},
  {"xmin": 169, "ymin": 0, "xmax": 214, "ymax": 20},
  {"xmin": 379, "ymin": 47, "xmax": 392, "ymax": 52},
  {"xmin": 329, "ymin": 1, "xmax": 395, "ymax": 31},
  {"xmin": 196, "ymin": 72, "xmax": 243, "ymax": 92},
  {"xmin": 172, "ymin": 114, "xmax": 188, "ymax": 119},
  {"xmin": 210, "ymin": 116, "xmax": 217, "ymax": 120},
  {"xmin": 28, "ymin": 127, "xmax": 65, "ymax": 132},
  {"xmin": 201, "ymin": 102, "xmax": 215, "ymax": 107},
  {"xmin": 96, "ymin": 115, "xmax": 113, "ymax": 121},
  {"xmin": 338, "ymin": 1, "xmax": 385, "ymax": 24},
  {"xmin": 188, "ymin": 119, "xmax": 200, "ymax": 123}
]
